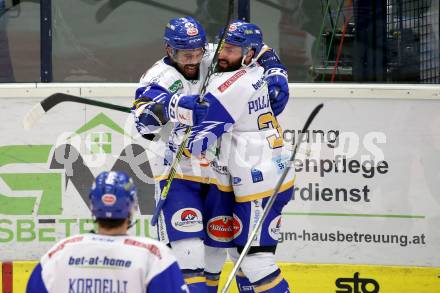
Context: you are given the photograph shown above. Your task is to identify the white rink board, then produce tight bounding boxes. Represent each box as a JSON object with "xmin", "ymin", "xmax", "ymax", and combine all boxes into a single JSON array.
[
  {"xmin": 0, "ymin": 95, "xmax": 160, "ymax": 261},
  {"xmin": 0, "ymin": 86, "xmax": 439, "ymax": 266},
  {"xmin": 275, "ymin": 98, "xmax": 440, "ymax": 266}
]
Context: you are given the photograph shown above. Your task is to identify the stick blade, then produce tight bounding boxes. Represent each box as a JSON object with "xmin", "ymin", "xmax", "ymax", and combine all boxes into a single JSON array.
[{"xmin": 23, "ymin": 103, "xmax": 45, "ymax": 130}]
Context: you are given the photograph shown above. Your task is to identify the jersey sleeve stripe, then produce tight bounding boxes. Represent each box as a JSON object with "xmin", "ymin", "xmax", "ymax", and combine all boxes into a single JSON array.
[{"xmin": 184, "ymin": 276, "xmax": 206, "ymax": 284}]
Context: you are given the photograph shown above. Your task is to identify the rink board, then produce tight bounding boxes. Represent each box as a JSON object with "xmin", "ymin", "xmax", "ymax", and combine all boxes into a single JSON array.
[
  {"xmin": 0, "ymin": 84, "xmax": 439, "ymax": 270},
  {"xmin": 1, "ymin": 261, "xmax": 439, "ymax": 293}
]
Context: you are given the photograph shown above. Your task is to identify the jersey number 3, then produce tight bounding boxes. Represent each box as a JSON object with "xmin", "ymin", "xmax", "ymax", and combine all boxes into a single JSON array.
[{"xmin": 258, "ymin": 112, "xmax": 283, "ymax": 149}]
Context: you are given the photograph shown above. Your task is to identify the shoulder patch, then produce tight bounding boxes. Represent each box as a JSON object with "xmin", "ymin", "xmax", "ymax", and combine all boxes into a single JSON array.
[
  {"xmin": 168, "ymin": 80, "xmax": 183, "ymax": 93},
  {"xmin": 48, "ymin": 236, "xmax": 84, "ymax": 258},
  {"xmin": 217, "ymin": 69, "xmax": 247, "ymax": 93},
  {"xmin": 124, "ymin": 238, "xmax": 162, "ymax": 259}
]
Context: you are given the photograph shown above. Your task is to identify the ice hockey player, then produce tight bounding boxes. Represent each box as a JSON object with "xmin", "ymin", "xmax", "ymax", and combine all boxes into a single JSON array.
[
  {"xmin": 183, "ymin": 21, "xmax": 295, "ymax": 293},
  {"xmin": 26, "ymin": 171, "xmax": 188, "ymax": 293},
  {"xmin": 132, "ymin": 16, "xmax": 290, "ymax": 293}
]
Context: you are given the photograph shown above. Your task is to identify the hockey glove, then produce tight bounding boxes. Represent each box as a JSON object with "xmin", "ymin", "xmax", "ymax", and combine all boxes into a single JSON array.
[
  {"xmin": 132, "ymin": 85, "xmax": 170, "ymax": 137},
  {"xmin": 257, "ymin": 49, "xmax": 290, "ymax": 116},
  {"xmin": 265, "ymin": 67, "xmax": 289, "ymax": 116},
  {"xmin": 164, "ymin": 94, "xmax": 209, "ymax": 126}
]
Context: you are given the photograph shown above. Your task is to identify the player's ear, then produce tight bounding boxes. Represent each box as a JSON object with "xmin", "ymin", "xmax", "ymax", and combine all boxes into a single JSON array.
[
  {"xmin": 166, "ymin": 46, "xmax": 174, "ymax": 57},
  {"xmin": 244, "ymin": 49, "xmax": 255, "ymax": 64}
]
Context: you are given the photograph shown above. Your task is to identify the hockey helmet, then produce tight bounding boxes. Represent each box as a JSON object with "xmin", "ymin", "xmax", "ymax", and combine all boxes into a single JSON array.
[
  {"xmin": 89, "ymin": 171, "xmax": 137, "ymax": 219},
  {"xmin": 164, "ymin": 16, "xmax": 207, "ymax": 50},
  {"xmin": 219, "ymin": 20, "xmax": 263, "ymax": 52}
]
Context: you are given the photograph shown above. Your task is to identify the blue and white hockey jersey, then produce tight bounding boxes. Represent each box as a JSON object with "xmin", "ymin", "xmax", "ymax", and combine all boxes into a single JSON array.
[
  {"xmin": 134, "ymin": 47, "xmax": 293, "ymax": 198},
  {"xmin": 136, "ymin": 52, "xmax": 222, "ymax": 187},
  {"xmin": 26, "ymin": 234, "xmax": 188, "ymax": 293},
  {"xmin": 186, "ymin": 64, "xmax": 295, "ymax": 202}
]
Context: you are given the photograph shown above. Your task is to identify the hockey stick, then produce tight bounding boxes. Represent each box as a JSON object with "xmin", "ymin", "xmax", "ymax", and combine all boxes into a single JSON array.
[
  {"xmin": 220, "ymin": 103, "xmax": 324, "ymax": 293},
  {"xmin": 150, "ymin": 0, "xmax": 235, "ymax": 226},
  {"xmin": 23, "ymin": 93, "xmax": 131, "ymax": 129},
  {"xmin": 23, "ymin": 93, "xmax": 159, "ymax": 141}
]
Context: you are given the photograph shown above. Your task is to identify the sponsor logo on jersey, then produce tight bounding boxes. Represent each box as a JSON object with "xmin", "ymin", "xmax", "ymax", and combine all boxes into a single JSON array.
[
  {"xmin": 48, "ymin": 236, "xmax": 84, "ymax": 258},
  {"xmin": 124, "ymin": 239, "xmax": 162, "ymax": 259},
  {"xmin": 68, "ymin": 255, "xmax": 133, "ymax": 267},
  {"xmin": 232, "ymin": 177, "xmax": 242, "ymax": 185},
  {"xmin": 252, "ymin": 201, "xmax": 262, "ymax": 236},
  {"xmin": 158, "ymin": 208, "xmax": 168, "ymax": 243},
  {"xmin": 101, "ymin": 194, "xmax": 117, "ymax": 206},
  {"xmin": 171, "ymin": 208, "xmax": 203, "ymax": 232},
  {"xmin": 178, "ymin": 112, "xmax": 191, "ymax": 124},
  {"xmin": 168, "ymin": 80, "xmax": 183, "ymax": 93},
  {"xmin": 272, "ymin": 154, "xmax": 290, "ymax": 174},
  {"xmin": 218, "ymin": 69, "xmax": 247, "ymax": 92},
  {"xmin": 232, "ymin": 214, "xmax": 243, "ymax": 238},
  {"xmin": 251, "ymin": 168, "xmax": 264, "ymax": 183},
  {"xmin": 252, "ymin": 77, "xmax": 265, "ymax": 90},
  {"xmin": 210, "ymin": 160, "xmax": 228, "ymax": 175},
  {"xmin": 268, "ymin": 215, "xmax": 282, "ymax": 240},
  {"xmin": 207, "ymin": 216, "xmax": 234, "ymax": 242},
  {"xmin": 181, "ymin": 210, "xmax": 196, "ymax": 221}
]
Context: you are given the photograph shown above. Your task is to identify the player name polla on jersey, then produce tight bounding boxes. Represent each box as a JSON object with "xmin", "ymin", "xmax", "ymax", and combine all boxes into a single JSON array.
[
  {"xmin": 248, "ymin": 93, "xmax": 270, "ymax": 114},
  {"xmin": 201, "ymin": 64, "xmax": 295, "ymax": 202}
]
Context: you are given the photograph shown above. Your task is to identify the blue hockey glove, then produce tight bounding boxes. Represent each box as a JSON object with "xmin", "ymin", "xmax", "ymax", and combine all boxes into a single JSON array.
[
  {"xmin": 132, "ymin": 85, "xmax": 170, "ymax": 136},
  {"xmin": 265, "ymin": 68, "xmax": 289, "ymax": 116},
  {"xmin": 164, "ymin": 94, "xmax": 209, "ymax": 126},
  {"xmin": 257, "ymin": 49, "xmax": 290, "ymax": 116}
]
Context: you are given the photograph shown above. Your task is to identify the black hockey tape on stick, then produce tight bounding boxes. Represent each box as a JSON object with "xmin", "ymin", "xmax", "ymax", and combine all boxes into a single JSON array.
[
  {"xmin": 41, "ymin": 93, "xmax": 131, "ymax": 113},
  {"xmin": 22, "ymin": 93, "xmax": 156, "ymax": 140},
  {"xmin": 220, "ymin": 103, "xmax": 324, "ymax": 293}
]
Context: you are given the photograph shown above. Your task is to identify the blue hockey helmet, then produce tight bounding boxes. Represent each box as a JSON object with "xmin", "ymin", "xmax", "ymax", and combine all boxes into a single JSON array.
[
  {"xmin": 164, "ymin": 16, "xmax": 207, "ymax": 50},
  {"xmin": 89, "ymin": 171, "xmax": 137, "ymax": 220},
  {"xmin": 219, "ymin": 20, "xmax": 263, "ymax": 52}
]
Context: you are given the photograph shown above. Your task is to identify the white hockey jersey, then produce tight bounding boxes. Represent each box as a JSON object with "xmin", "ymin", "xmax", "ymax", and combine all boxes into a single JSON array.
[
  {"xmin": 186, "ymin": 64, "xmax": 295, "ymax": 202},
  {"xmin": 26, "ymin": 233, "xmax": 187, "ymax": 293},
  {"xmin": 138, "ymin": 52, "xmax": 225, "ymax": 189}
]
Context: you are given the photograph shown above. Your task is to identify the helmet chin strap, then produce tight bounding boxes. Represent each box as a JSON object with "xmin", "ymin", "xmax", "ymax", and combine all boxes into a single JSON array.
[
  {"xmin": 127, "ymin": 208, "xmax": 138, "ymax": 229},
  {"xmin": 169, "ymin": 47, "xmax": 179, "ymax": 64},
  {"xmin": 245, "ymin": 44, "xmax": 270, "ymax": 67},
  {"xmin": 128, "ymin": 219, "xmax": 138, "ymax": 229},
  {"xmin": 240, "ymin": 55, "xmax": 248, "ymax": 67},
  {"xmin": 240, "ymin": 47, "xmax": 250, "ymax": 67}
]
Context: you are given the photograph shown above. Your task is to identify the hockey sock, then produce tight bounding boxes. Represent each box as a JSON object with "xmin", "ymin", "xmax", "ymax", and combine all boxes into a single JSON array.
[
  {"xmin": 252, "ymin": 270, "xmax": 290, "ymax": 293},
  {"xmin": 236, "ymin": 269, "xmax": 255, "ymax": 292},
  {"xmin": 205, "ymin": 271, "xmax": 221, "ymax": 293},
  {"xmin": 183, "ymin": 269, "xmax": 207, "ymax": 293}
]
